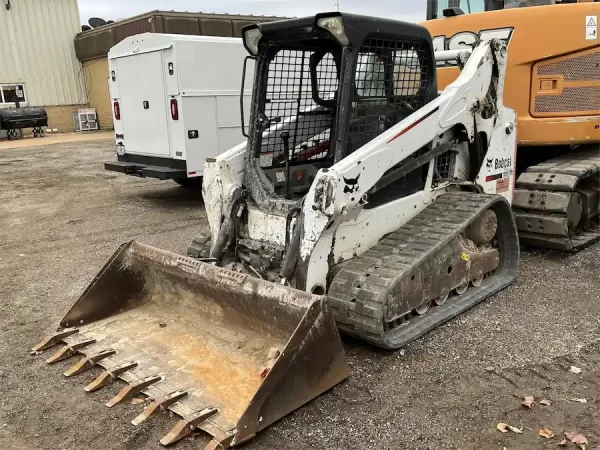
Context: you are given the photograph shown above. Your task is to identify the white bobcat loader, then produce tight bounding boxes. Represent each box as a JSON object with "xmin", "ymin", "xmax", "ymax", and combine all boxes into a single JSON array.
[{"xmin": 35, "ymin": 13, "xmax": 519, "ymax": 450}]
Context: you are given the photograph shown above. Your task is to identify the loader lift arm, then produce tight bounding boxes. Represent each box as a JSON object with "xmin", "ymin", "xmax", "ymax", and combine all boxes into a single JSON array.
[
  {"xmin": 263, "ymin": 38, "xmax": 515, "ymax": 294},
  {"xmin": 311, "ymin": 39, "xmax": 508, "ymax": 213},
  {"xmin": 203, "ymin": 15, "xmax": 518, "ymax": 351},
  {"xmin": 206, "ymin": 17, "xmax": 515, "ymax": 284}
]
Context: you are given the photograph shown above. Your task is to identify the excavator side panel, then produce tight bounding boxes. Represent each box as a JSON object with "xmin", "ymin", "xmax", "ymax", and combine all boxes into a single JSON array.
[{"xmin": 422, "ymin": 3, "xmax": 600, "ymax": 146}]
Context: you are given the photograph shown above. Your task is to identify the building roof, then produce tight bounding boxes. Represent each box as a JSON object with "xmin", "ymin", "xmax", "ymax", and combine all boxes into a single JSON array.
[{"xmin": 75, "ymin": 10, "xmax": 286, "ymax": 61}]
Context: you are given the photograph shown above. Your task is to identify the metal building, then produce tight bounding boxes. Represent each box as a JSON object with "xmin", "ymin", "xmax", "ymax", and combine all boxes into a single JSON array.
[
  {"xmin": 76, "ymin": 11, "xmax": 284, "ymax": 130},
  {"xmin": 0, "ymin": 0, "xmax": 87, "ymax": 131}
]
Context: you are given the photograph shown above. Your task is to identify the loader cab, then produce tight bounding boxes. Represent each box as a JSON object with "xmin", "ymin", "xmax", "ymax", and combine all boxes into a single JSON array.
[{"xmin": 242, "ymin": 13, "xmax": 437, "ymax": 205}]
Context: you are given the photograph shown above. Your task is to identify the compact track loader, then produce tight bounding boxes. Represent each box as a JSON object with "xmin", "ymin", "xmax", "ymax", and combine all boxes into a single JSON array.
[{"xmin": 35, "ymin": 13, "xmax": 520, "ymax": 449}]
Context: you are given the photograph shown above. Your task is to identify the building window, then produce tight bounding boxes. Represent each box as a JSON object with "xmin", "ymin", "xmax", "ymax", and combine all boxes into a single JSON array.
[{"xmin": 0, "ymin": 84, "xmax": 27, "ymax": 106}]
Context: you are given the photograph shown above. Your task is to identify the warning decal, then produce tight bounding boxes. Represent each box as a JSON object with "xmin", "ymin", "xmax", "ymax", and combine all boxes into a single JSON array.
[
  {"xmin": 496, "ymin": 178, "xmax": 509, "ymax": 194},
  {"xmin": 485, "ymin": 173, "xmax": 503, "ymax": 182},
  {"xmin": 259, "ymin": 152, "xmax": 273, "ymax": 168},
  {"xmin": 586, "ymin": 16, "xmax": 597, "ymax": 41}
]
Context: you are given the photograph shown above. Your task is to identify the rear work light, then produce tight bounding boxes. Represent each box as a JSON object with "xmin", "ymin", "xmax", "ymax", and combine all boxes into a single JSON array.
[
  {"xmin": 170, "ymin": 99, "xmax": 179, "ymax": 120},
  {"xmin": 113, "ymin": 101, "xmax": 120, "ymax": 120}
]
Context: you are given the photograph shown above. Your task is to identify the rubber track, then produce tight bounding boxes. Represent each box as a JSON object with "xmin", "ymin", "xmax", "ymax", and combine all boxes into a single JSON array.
[
  {"xmin": 328, "ymin": 192, "xmax": 519, "ymax": 349},
  {"xmin": 515, "ymin": 147, "xmax": 600, "ymax": 252}
]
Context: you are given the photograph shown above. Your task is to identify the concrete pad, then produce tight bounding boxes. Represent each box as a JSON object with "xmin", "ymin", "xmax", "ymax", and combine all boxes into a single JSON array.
[{"xmin": 0, "ymin": 130, "xmax": 113, "ymax": 150}]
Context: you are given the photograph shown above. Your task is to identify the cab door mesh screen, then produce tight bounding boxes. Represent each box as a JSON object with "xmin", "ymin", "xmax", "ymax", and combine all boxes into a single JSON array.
[
  {"xmin": 348, "ymin": 37, "xmax": 431, "ymax": 153},
  {"xmin": 257, "ymin": 49, "xmax": 338, "ymax": 169}
]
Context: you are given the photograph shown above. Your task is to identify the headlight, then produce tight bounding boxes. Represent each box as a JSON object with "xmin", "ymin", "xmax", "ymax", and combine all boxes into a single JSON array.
[
  {"xmin": 317, "ymin": 16, "xmax": 349, "ymax": 46},
  {"xmin": 243, "ymin": 27, "xmax": 263, "ymax": 56}
]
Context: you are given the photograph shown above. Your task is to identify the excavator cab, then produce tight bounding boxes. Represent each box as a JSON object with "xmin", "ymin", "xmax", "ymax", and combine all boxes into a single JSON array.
[
  {"xmin": 426, "ymin": 0, "xmax": 592, "ymax": 19},
  {"xmin": 427, "ymin": 0, "xmax": 506, "ymax": 19},
  {"xmin": 241, "ymin": 13, "xmax": 438, "ymax": 201}
]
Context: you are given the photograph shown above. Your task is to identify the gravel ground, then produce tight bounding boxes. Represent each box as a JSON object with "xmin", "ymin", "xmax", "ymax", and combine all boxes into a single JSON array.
[{"xmin": 0, "ymin": 140, "xmax": 598, "ymax": 450}]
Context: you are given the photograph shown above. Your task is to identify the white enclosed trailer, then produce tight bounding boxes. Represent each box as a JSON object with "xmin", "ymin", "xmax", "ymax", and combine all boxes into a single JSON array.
[{"xmin": 104, "ymin": 33, "xmax": 253, "ymax": 187}]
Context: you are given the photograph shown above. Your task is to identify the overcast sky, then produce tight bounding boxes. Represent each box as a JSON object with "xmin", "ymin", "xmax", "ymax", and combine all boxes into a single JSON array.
[{"xmin": 78, "ymin": 0, "xmax": 427, "ymax": 26}]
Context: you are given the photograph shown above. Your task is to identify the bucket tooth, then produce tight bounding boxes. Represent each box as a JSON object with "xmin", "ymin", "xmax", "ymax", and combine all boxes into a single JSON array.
[
  {"xmin": 204, "ymin": 437, "xmax": 234, "ymax": 450},
  {"xmin": 84, "ymin": 361, "xmax": 138, "ymax": 392},
  {"xmin": 63, "ymin": 349, "xmax": 116, "ymax": 377},
  {"xmin": 32, "ymin": 328, "xmax": 78, "ymax": 352},
  {"xmin": 105, "ymin": 375, "xmax": 162, "ymax": 408},
  {"xmin": 159, "ymin": 407, "xmax": 219, "ymax": 446},
  {"xmin": 131, "ymin": 390, "xmax": 188, "ymax": 426},
  {"xmin": 46, "ymin": 338, "xmax": 95, "ymax": 364}
]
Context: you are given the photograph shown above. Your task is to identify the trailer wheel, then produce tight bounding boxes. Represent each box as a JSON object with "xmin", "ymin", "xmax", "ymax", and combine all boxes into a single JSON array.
[{"xmin": 174, "ymin": 178, "xmax": 202, "ymax": 189}]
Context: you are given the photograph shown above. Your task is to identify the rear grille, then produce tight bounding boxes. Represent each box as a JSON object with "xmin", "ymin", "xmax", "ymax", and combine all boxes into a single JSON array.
[
  {"xmin": 537, "ymin": 51, "xmax": 600, "ymax": 82},
  {"xmin": 535, "ymin": 86, "xmax": 600, "ymax": 113},
  {"xmin": 532, "ymin": 48, "xmax": 600, "ymax": 116},
  {"xmin": 435, "ymin": 151, "xmax": 454, "ymax": 182}
]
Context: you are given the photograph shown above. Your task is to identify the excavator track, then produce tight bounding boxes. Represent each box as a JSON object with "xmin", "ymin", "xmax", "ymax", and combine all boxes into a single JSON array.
[
  {"xmin": 328, "ymin": 191, "xmax": 519, "ymax": 350},
  {"xmin": 513, "ymin": 147, "xmax": 600, "ymax": 252}
]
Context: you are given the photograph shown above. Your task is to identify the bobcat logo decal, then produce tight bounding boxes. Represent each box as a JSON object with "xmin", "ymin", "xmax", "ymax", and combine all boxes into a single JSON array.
[{"xmin": 343, "ymin": 174, "xmax": 360, "ymax": 197}]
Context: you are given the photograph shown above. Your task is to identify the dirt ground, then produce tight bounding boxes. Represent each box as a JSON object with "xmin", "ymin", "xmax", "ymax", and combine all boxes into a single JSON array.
[{"xmin": 0, "ymin": 140, "xmax": 598, "ymax": 450}]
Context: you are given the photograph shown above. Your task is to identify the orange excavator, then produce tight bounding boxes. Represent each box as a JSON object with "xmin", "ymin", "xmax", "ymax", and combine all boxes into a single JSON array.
[{"xmin": 422, "ymin": 0, "xmax": 599, "ymax": 251}]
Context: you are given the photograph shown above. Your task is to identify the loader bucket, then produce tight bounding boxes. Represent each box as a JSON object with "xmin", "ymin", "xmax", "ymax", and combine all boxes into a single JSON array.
[{"xmin": 34, "ymin": 241, "xmax": 348, "ymax": 448}]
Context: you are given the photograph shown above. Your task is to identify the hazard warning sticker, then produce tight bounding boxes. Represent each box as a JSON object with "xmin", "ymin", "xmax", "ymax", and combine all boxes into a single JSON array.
[
  {"xmin": 496, "ymin": 178, "xmax": 509, "ymax": 194},
  {"xmin": 275, "ymin": 171, "xmax": 286, "ymax": 183},
  {"xmin": 259, "ymin": 152, "xmax": 273, "ymax": 168},
  {"xmin": 586, "ymin": 16, "xmax": 597, "ymax": 41}
]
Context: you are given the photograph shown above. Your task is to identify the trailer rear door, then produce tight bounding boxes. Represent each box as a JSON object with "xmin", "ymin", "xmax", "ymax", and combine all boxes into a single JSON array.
[{"xmin": 116, "ymin": 50, "xmax": 171, "ymax": 157}]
